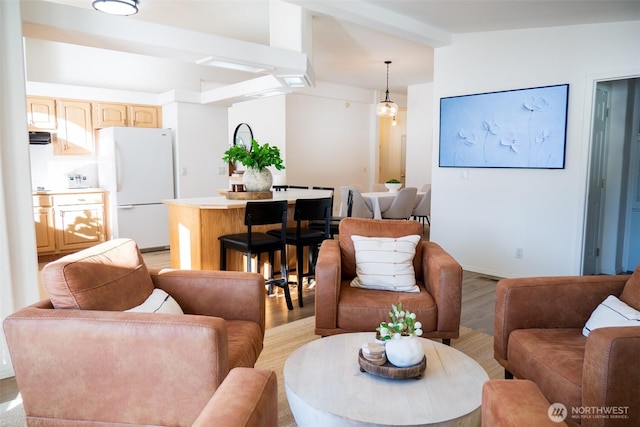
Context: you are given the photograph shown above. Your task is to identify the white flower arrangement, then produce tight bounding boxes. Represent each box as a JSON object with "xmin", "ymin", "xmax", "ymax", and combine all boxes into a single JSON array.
[{"xmin": 376, "ymin": 303, "xmax": 423, "ymax": 341}]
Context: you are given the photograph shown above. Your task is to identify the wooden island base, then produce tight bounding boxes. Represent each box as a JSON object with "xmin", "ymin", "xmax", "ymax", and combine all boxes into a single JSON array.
[{"xmin": 164, "ymin": 189, "xmax": 332, "ymax": 272}]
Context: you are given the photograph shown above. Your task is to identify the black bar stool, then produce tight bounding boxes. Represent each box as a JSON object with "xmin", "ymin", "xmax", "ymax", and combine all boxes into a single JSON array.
[
  {"xmin": 218, "ymin": 200, "xmax": 293, "ymax": 310},
  {"xmin": 267, "ymin": 197, "xmax": 332, "ymax": 307},
  {"xmin": 309, "ymin": 187, "xmax": 353, "ymax": 238}
]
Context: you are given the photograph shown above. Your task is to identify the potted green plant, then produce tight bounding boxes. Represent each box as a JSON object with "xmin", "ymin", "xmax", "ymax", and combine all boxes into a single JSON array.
[
  {"xmin": 376, "ymin": 303, "xmax": 425, "ymax": 367},
  {"xmin": 222, "ymin": 139, "xmax": 285, "ymax": 191},
  {"xmin": 384, "ymin": 178, "xmax": 402, "ymax": 193}
]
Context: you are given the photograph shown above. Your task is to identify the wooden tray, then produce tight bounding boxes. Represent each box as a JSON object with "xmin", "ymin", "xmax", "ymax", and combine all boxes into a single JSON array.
[
  {"xmin": 358, "ymin": 350, "xmax": 426, "ymax": 379},
  {"xmin": 221, "ymin": 191, "xmax": 273, "ymax": 200}
]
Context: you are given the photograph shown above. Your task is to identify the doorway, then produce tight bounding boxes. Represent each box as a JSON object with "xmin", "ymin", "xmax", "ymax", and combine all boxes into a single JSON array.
[
  {"xmin": 378, "ymin": 109, "xmax": 407, "ymax": 186},
  {"xmin": 583, "ymin": 78, "xmax": 640, "ymax": 275}
]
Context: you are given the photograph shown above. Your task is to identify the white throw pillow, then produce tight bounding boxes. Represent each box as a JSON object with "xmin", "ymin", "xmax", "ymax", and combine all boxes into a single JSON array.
[
  {"xmin": 126, "ymin": 288, "xmax": 184, "ymax": 315},
  {"xmin": 582, "ymin": 295, "xmax": 640, "ymax": 337},
  {"xmin": 350, "ymin": 234, "xmax": 421, "ymax": 293}
]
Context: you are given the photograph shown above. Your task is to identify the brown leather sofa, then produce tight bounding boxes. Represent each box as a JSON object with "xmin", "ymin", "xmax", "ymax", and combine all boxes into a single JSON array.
[
  {"xmin": 494, "ymin": 264, "xmax": 640, "ymax": 426},
  {"xmin": 3, "ymin": 238, "xmax": 270, "ymax": 427},
  {"xmin": 314, "ymin": 218, "xmax": 462, "ymax": 344}
]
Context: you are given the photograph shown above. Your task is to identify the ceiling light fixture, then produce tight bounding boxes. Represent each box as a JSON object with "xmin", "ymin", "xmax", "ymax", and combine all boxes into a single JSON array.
[
  {"xmin": 92, "ymin": 0, "xmax": 139, "ymax": 16},
  {"xmin": 196, "ymin": 56, "xmax": 271, "ymax": 73},
  {"xmin": 376, "ymin": 60, "xmax": 399, "ymax": 117}
]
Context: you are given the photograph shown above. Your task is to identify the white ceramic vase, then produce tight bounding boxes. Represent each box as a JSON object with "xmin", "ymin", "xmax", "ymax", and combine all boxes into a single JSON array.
[
  {"xmin": 385, "ymin": 183, "xmax": 402, "ymax": 193},
  {"xmin": 243, "ymin": 167, "xmax": 273, "ymax": 192},
  {"xmin": 384, "ymin": 335, "xmax": 424, "ymax": 367}
]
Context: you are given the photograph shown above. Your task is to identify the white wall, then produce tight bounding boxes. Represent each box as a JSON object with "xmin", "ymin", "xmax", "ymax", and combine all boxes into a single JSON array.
[
  {"xmin": 228, "ymin": 95, "xmax": 287, "ymax": 184},
  {"xmin": 25, "ymin": 38, "xmax": 210, "ymax": 93},
  {"xmin": 286, "ymin": 93, "xmax": 372, "ymax": 193},
  {"xmin": 227, "ymin": 89, "xmax": 376, "ymax": 212},
  {"xmin": 405, "ymin": 82, "xmax": 434, "ymax": 189},
  {"xmin": 163, "ymin": 101, "xmax": 228, "ymax": 198},
  {"xmin": 430, "ymin": 21, "xmax": 640, "ymax": 278}
]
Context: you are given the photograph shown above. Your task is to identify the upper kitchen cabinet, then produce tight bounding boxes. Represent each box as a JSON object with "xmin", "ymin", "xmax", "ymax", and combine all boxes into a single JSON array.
[
  {"xmin": 93, "ymin": 103, "xmax": 161, "ymax": 129},
  {"xmin": 55, "ymin": 99, "xmax": 94, "ymax": 155},
  {"xmin": 93, "ymin": 102, "xmax": 127, "ymax": 128},
  {"xmin": 128, "ymin": 105, "xmax": 161, "ymax": 128},
  {"xmin": 26, "ymin": 96, "xmax": 57, "ymax": 130}
]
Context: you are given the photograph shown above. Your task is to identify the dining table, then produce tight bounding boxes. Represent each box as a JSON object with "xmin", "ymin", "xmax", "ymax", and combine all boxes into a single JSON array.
[{"xmin": 360, "ymin": 190, "xmax": 426, "ymax": 219}]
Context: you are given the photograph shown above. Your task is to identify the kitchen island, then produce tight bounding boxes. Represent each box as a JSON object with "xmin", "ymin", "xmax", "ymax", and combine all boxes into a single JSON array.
[{"xmin": 163, "ymin": 189, "xmax": 332, "ymax": 272}]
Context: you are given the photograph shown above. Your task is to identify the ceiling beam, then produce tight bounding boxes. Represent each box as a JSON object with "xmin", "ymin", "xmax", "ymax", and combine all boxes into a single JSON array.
[
  {"xmin": 284, "ymin": 0, "xmax": 452, "ymax": 48},
  {"xmin": 21, "ymin": 1, "xmax": 314, "ymax": 93}
]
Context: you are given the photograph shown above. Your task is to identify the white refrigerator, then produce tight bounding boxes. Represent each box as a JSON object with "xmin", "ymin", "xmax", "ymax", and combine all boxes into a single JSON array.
[{"xmin": 97, "ymin": 127, "xmax": 175, "ymax": 250}]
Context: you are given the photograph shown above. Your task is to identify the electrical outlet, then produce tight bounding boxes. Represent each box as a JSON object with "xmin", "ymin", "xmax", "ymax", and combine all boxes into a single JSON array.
[
  {"xmin": 515, "ymin": 248, "xmax": 524, "ymax": 259},
  {"xmin": 217, "ymin": 166, "xmax": 227, "ymax": 175}
]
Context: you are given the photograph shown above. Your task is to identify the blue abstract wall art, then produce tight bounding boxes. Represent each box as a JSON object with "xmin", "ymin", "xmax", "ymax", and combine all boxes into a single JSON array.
[{"xmin": 439, "ymin": 84, "xmax": 569, "ymax": 169}]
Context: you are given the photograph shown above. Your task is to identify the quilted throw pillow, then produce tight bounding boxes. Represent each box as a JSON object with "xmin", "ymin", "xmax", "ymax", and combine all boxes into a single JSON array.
[
  {"xmin": 126, "ymin": 288, "xmax": 184, "ymax": 314},
  {"xmin": 350, "ymin": 234, "xmax": 421, "ymax": 292},
  {"xmin": 582, "ymin": 295, "xmax": 640, "ymax": 337}
]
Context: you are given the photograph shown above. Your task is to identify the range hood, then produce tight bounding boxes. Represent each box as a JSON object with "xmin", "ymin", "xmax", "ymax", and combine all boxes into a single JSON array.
[{"xmin": 29, "ymin": 131, "xmax": 52, "ymax": 145}]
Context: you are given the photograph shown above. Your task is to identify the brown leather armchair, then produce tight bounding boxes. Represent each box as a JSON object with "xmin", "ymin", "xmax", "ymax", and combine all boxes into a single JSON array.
[
  {"xmin": 494, "ymin": 264, "xmax": 640, "ymax": 426},
  {"xmin": 3, "ymin": 238, "xmax": 269, "ymax": 427},
  {"xmin": 314, "ymin": 218, "xmax": 462, "ymax": 344},
  {"xmin": 192, "ymin": 367, "xmax": 277, "ymax": 427}
]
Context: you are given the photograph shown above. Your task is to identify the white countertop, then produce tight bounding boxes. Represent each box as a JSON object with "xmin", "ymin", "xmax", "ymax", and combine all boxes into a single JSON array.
[
  {"xmin": 32, "ymin": 187, "xmax": 107, "ymax": 196},
  {"xmin": 163, "ymin": 189, "xmax": 332, "ymax": 209}
]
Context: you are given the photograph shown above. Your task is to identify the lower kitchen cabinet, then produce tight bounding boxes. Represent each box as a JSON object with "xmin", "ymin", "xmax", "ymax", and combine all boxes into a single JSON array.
[
  {"xmin": 33, "ymin": 196, "xmax": 56, "ymax": 254},
  {"xmin": 34, "ymin": 191, "xmax": 107, "ymax": 256}
]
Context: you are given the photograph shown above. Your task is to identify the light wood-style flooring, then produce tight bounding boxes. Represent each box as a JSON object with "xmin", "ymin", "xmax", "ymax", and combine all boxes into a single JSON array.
[
  {"xmin": 142, "ymin": 249, "xmax": 498, "ymax": 334},
  {"xmin": 1, "ymin": 248, "xmax": 498, "ymax": 406}
]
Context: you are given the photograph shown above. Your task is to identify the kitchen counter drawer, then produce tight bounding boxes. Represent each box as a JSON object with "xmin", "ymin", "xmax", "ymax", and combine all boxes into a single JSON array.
[{"xmin": 53, "ymin": 193, "xmax": 104, "ymax": 206}]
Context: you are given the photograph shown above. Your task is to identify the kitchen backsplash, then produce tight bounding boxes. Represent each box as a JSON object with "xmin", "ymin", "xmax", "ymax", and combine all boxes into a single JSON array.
[{"xmin": 29, "ymin": 144, "xmax": 98, "ymax": 190}]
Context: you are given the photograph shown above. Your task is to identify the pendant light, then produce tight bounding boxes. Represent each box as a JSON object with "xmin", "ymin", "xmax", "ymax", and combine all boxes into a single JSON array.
[
  {"xmin": 92, "ymin": 0, "xmax": 139, "ymax": 16},
  {"xmin": 375, "ymin": 61, "xmax": 399, "ymax": 117}
]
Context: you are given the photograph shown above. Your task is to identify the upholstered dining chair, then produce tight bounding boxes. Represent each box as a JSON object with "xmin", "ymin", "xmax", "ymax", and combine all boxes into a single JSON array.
[
  {"xmin": 340, "ymin": 186, "xmax": 374, "ymax": 218},
  {"xmin": 381, "ymin": 186, "xmax": 418, "ymax": 219},
  {"xmin": 314, "ymin": 217, "xmax": 463, "ymax": 345},
  {"xmin": 412, "ymin": 185, "xmax": 431, "ymax": 226},
  {"xmin": 3, "ymin": 238, "xmax": 268, "ymax": 426},
  {"xmin": 219, "ymin": 200, "xmax": 292, "ymax": 310},
  {"xmin": 267, "ymin": 197, "xmax": 332, "ymax": 307}
]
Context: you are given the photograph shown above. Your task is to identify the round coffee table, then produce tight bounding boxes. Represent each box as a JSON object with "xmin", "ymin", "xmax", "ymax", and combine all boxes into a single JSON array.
[{"xmin": 284, "ymin": 332, "xmax": 488, "ymax": 426}]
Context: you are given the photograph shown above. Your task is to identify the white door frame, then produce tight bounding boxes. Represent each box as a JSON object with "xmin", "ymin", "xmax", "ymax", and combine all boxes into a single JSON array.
[{"xmin": 582, "ymin": 72, "xmax": 640, "ymax": 274}]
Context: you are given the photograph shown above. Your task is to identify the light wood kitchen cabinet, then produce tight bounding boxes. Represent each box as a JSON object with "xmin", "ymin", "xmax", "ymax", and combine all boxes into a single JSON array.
[
  {"xmin": 26, "ymin": 97, "xmax": 57, "ymax": 130},
  {"xmin": 128, "ymin": 105, "xmax": 161, "ymax": 128},
  {"xmin": 93, "ymin": 103, "xmax": 161, "ymax": 129},
  {"xmin": 93, "ymin": 102, "xmax": 127, "ymax": 128},
  {"xmin": 33, "ymin": 196, "xmax": 56, "ymax": 254},
  {"xmin": 34, "ymin": 191, "xmax": 107, "ymax": 256},
  {"xmin": 55, "ymin": 100, "xmax": 94, "ymax": 155}
]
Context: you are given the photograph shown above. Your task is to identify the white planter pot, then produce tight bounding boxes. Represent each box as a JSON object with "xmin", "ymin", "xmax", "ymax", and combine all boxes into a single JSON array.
[
  {"xmin": 385, "ymin": 183, "xmax": 402, "ymax": 193},
  {"xmin": 243, "ymin": 167, "xmax": 273, "ymax": 192},
  {"xmin": 384, "ymin": 335, "xmax": 424, "ymax": 367}
]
